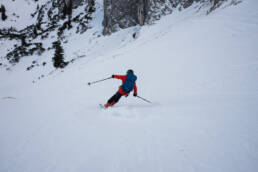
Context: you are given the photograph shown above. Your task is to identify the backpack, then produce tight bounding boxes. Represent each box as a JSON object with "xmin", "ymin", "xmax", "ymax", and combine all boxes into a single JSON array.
[{"xmin": 120, "ymin": 73, "xmax": 137, "ymax": 93}]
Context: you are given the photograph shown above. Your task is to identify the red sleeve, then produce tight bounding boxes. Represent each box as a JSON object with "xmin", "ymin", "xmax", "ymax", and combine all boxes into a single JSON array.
[
  {"xmin": 114, "ymin": 75, "xmax": 126, "ymax": 81},
  {"xmin": 133, "ymin": 83, "xmax": 137, "ymax": 94}
]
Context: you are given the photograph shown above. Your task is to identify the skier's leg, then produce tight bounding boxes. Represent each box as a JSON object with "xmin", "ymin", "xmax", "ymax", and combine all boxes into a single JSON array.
[
  {"xmin": 105, "ymin": 92, "xmax": 122, "ymax": 107},
  {"xmin": 107, "ymin": 92, "xmax": 119, "ymax": 104},
  {"xmin": 112, "ymin": 92, "xmax": 122, "ymax": 105},
  {"xmin": 104, "ymin": 92, "xmax": 120, "ymax": 108}
]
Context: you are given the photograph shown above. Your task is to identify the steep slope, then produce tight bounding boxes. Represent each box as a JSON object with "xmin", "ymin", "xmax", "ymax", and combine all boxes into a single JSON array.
[{"xmin": 1, "ymin": 0, "xmax": 258, "ymax": 172}]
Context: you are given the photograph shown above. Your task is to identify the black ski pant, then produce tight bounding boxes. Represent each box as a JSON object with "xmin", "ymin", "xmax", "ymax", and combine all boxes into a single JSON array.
[{"xmin": 107, "ymin": 91, "xmax": 123, "ymax": 104}]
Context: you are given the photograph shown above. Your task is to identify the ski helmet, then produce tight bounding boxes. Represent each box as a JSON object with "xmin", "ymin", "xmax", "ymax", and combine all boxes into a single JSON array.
[{"xmin": 127, "ymin": 69, "xmax": 134, "ymax": 74}]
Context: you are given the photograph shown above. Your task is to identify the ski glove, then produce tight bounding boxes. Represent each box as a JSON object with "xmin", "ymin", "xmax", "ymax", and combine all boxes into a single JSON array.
[{"xmin": 133, "ymin": 93, "xmax": 137, "ymax": 97}]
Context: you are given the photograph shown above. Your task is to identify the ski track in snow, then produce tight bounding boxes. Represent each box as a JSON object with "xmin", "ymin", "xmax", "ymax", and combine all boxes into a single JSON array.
[{"xmin": 1, "ymin": 0, "xmax": 258, "ymax": 172}]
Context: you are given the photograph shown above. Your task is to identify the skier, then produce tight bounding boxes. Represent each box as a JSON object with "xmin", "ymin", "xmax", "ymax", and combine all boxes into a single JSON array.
[{"xmin": 104, "ymin": 69, "xmax": 138, "ymax": 108}]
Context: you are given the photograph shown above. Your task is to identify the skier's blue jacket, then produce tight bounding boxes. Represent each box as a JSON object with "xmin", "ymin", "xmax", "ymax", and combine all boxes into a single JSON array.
[
  {"xmin": 121, "ymin": 73, "xmax": 137, "ymax": 93},
  {"xmin": 113, "ymin": 74, "xmax": 137, "ymax": 95}
]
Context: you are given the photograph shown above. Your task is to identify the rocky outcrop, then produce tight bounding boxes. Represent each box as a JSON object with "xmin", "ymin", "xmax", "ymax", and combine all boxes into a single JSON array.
[
  {"xmin": 103, "ymin": 0, "xmax": 150, "ymax": 35},
  {"xmin": 102, "ymin": 0, "xmax": 239, "ymax": 35}
]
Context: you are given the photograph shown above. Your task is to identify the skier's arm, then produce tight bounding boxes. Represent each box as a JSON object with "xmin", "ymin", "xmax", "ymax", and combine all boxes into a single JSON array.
[
  {"xmin": 133, "ymin": 83, "xmax": 137, "ymax": 95},
  {"xmin": 113, "ymin": 75, "xmax": 126, "ymax": 80}
]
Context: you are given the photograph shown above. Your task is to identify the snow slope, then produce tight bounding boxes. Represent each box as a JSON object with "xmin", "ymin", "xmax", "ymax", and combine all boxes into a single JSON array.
[{"xmin": 1, "ymin": 0, "xmax": 258, "ymax": 172}]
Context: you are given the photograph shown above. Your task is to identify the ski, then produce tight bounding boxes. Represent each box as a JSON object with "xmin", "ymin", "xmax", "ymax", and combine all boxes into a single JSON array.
[{"xmin": 99, "ymin": 104, "xmax": 105, "ymax": 109}]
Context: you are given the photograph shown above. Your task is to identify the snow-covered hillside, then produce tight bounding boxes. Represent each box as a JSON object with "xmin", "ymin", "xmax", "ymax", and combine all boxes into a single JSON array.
[{"xmin": 1, "ymin": 0, "xmax": 258, "ymax": 172}]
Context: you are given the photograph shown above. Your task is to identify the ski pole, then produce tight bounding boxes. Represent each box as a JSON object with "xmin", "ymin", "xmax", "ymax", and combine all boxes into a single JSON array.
[
  {"xmin": 136, "ymin": 95, "xmax": 152, "ymax": 103},
  {"xmin": 88, "ymin": 77, "xmax": 112, "ymax": 86}
]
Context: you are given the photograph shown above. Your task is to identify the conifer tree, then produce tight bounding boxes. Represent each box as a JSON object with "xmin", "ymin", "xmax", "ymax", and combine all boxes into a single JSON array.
[
  {"xmin": 0, "ymin": 4, "xmax": 7, "ymax": 21},
  {"xmin": 52, "ymin": 41, "xmax": 68, "ymax": 68}
]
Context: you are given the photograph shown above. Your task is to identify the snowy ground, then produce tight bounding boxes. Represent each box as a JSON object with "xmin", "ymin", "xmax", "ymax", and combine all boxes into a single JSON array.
[{"xmin": 1, "ymin": 0, "xmax": 258, "ymax": 172}]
